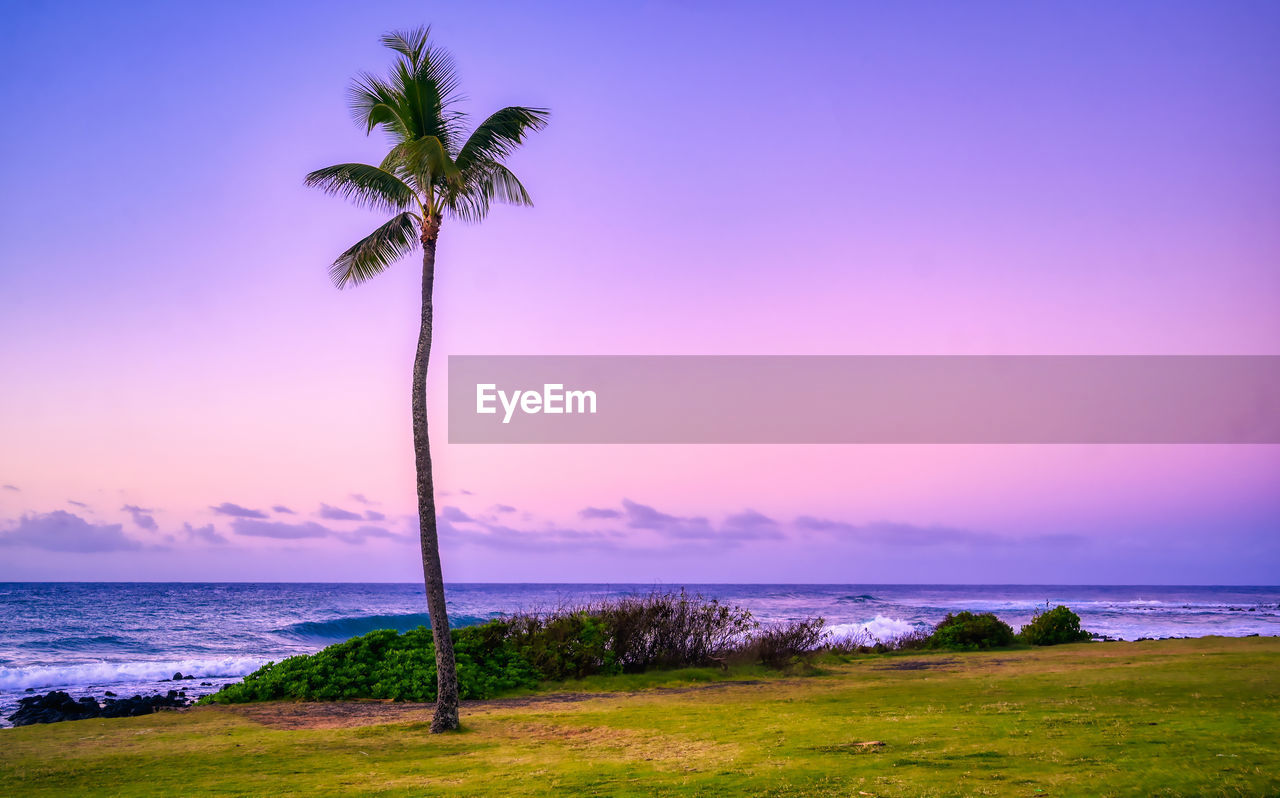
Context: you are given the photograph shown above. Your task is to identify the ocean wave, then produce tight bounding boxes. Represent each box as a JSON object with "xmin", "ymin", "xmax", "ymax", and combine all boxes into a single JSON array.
[
  {"xmin": 18, "ymin": 635, "xmax": 156, "ymax": 653},
  {"xmin": 836, "ymin": 594, "xmax": 880, "ymax": 604},
  {"xmin": 825, "ymin": 615, "xmax": 923, "ymax": 642},
  {"xmin": 273, "ymin": 612, "xmax": 491, "ymax": 642},
  {"xmin": 0, "ymin": 656, "xmax": 266, "ymax": 691}
]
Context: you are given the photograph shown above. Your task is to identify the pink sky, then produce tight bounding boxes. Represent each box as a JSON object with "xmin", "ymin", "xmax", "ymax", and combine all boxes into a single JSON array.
[{"xmin": 1, "ymin": 2, "xmax": 1277, "ymax": 582}]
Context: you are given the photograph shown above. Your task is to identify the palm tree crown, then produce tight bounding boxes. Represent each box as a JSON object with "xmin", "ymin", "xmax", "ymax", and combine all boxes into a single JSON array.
[{"xmin": 306, "ymin": 26, "xmax": 549, "ymax": 287}]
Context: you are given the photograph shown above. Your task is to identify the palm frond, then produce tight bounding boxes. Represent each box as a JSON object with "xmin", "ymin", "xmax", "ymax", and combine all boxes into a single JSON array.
[
  {"xmin": 385, "ymin": 35, "xmax": 463, "ymax": 149},
  {"xmin": 448, "ymin": 163, "xmax": 533, "ymax": 224},
  {"xmin": 305, "ymin": 163, "xmax": 417, "ymax": 214},
  {"xmin": 380, "ymin": 27, "xmax": 431, "ymax": 67},
  {"xmin": 456, "ymin": 106, "xmax": 550, "ymax": 171},
  {"xmin": 383, "ymin": 136, "xmax": 460, "ymax": 188},
  {"xmin": 348, "ymin": 71, "xmax": 410, "ymax": 138},
  {"xmin": 486, "ymin": 163, "xmax": 533, "ymax": 206},
  {"xmin": 329, "ymin": 212, "xmax": 419, "ymax": 288}
]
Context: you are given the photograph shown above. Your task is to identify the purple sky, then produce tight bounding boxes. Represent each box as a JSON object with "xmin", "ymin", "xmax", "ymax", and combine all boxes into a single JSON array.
[{"xmin": 1, "ymin": 1, "xmax": 1277, "ymax": 583}]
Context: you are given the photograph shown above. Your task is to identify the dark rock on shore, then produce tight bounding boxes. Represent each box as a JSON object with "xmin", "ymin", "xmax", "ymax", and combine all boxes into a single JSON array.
[{"xmin": 7, "ymin": 689, "xmax": 190, "ymax": 727}]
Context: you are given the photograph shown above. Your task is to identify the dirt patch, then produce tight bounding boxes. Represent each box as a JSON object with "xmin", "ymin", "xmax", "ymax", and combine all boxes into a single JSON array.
[
  {"xmin": 874, "ymin": 659, "xmax": 957, "ymax": 671},
  {"xmin": 217, "ymin": 701, "xmax": 437, "ymax": 730},
  {"xmin": 809, "ymin": 740, "xmax": 887, "ymax": 754},
  {"xmin": 214, "ymin": 682, "xmax": 764, "ymax": 730}
]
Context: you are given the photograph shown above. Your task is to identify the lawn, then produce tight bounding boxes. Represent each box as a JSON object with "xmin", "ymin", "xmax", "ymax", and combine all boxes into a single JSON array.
[{"xmin": 2, "ymin": 637, "xmax": 1277, "ymax": 797}]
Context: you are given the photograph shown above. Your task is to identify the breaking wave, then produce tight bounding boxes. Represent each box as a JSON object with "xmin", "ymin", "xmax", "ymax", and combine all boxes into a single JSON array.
[
  {"xmin": 0, "ymin": 657, "xmax": 266, "ymax": 692},
  {"xmin": 825, "ymin": 615, "xmax": 923, "ymax": 642}
]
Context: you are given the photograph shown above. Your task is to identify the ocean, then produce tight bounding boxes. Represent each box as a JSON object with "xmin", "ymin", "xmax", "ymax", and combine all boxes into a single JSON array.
[{"xmin": 2, "ymin": 582, "xmax": 1277, "ymax": 727}]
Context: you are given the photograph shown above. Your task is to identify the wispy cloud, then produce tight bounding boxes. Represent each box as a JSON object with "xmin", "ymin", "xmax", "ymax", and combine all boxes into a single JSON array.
[
  {"xmin": 363, "ymin": 510, "xmax": 386, "ymax": 521},
  {"xmin": 579, "ymin": 506, "xmax": 622, "ymax": 520},
  {"xmin": 272, "ymin": 505, "xmax": 295, "ymax": 515},
  {"xmin": 122, "ymin": 504, "xmax": 158, "ymax": 532},
  {"xmin": 792, "ymin": 516, "xmax": 1080, "ymax": 548},
  {"xmin": 210, "ymin": 502, "xmax": 268, "ymax": 519},
  {"xmin": 2, "ymin": 485, "xmax": 19, "ymax": 492},
  {"xmin": 231, "ymin": 519, "xmax": 331, "ymax": 539},
  {"xmin": 229, "ymin": 518, "xmax": 408, "ymax": 546},
  {"xmin": 318, "ymin": 503, "xmax": 362, "ymax": 521}
]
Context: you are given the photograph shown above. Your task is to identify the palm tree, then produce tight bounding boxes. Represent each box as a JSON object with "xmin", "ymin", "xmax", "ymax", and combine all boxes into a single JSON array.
[{"xmin": 305, "ymin": 26, "xmax": 548, "ymax": 732}]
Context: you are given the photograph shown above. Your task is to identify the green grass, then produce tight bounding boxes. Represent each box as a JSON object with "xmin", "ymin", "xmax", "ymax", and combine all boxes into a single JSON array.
[{"xmin": 3, "ymin": 637, "xmax": 1278, "ymax": 797}]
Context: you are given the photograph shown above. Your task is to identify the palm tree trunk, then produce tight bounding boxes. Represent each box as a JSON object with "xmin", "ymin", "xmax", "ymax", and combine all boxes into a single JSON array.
[{"xmin": 413, "ymin": 216, "xmax": 459, "ymax": 732}]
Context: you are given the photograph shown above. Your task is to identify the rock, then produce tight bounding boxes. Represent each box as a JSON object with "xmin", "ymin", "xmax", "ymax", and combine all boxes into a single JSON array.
[
  {"xmin": 172, "ymin": 672, "xmax": 184, "ymax": 680},
  {"xmin": 104, "ymin": 690, "xmax": 116, "ymax": 697},
  {"xmin": 200, "ymin": 682, "xmax": 212, "ymax": 687},
  {"xmin": 7, "ymin": 689, "xmax": 190, "ymax": 727}
]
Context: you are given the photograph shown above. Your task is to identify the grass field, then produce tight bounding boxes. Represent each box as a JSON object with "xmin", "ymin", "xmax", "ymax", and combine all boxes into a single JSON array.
[{"xmin": 2, "ymin": 637, "xmax": 1277, "ymax": 797}]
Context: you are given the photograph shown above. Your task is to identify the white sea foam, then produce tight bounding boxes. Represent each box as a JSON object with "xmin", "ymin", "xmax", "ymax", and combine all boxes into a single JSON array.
[
  {"xmin": 825, "ymin": 615, "xmax": 921, "ymax": 642},
  {"xmin": 0, "ymin": 657, "xmax": 266, "ymax": 691}
]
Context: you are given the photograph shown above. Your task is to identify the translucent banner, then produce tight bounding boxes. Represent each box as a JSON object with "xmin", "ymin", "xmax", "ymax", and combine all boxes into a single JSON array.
[{"xmin": 447, "ymin": 356, "xmax": 1280, "ymax": 444}]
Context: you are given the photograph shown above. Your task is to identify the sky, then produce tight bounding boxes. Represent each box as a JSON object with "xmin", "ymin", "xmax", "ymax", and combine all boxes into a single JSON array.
[{"xmin": 0, "ymin": 1, "xmax": 1277, "ymax": 583}]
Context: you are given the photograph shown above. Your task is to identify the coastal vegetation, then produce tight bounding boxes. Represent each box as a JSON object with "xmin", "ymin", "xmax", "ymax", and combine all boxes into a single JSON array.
[
  {"xmin": 305, "ymin": 26, "xmax": 548, "ymax": 732},
  {"xmin": 3, "ymin": 637, "xmax": 1277, "ymax": 796},
  {"xmin": 197, "ymin": 593, "xmax": 1094, "ymax": 706}
]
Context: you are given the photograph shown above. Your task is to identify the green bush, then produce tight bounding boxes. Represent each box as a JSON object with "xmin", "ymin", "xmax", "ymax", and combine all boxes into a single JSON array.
[
  {"xmin": 1019, "ymin": 605, "xmax": 1091, "ymax": 646},
  {"xmin": 201, "ymin": 591, "xmax": 758, "ymax": 706},
  {"xmin": 928, "ymin": 611, "xmax": 1015, "ymax": 650},
  {"xmin": 202, "ymin": 624, "xmax": 543, "ymax": 705}
]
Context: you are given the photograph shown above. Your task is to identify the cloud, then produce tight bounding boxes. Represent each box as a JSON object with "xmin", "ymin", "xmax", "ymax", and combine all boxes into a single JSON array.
[
  {"xmin": 0, "ymin": 511, "xmax": 142, "ymax": 552},
  {"xmin": 210, "ymin": 502, "xmax": 268, "ymax": 519},
  {"xmin": 792, "ymin": 517, "xmax": 1075, "ymax": 548},
  {"xmin": 2, "ymin": 484, "xmax": 19, "ymax": 492},
  {"xmin": 349, "ymin": 493, "xmax": 377, "ymax": 506},
  {"xmin": 122, "ymin": 504, "xmax": 158, "ymax": 532},
  {"xmin": 231, "ymin": 518, "xmax": 331, "ymax": 539},
  {"xmin": 271, "ymin": 505, "xmax": 295, "ymax": 515},
  {"xmin": 490, "ymin": 504, "xmax": 517, "ymax": 514},
  {"xmin": 579, "ymin": 506, "xmax": 622, "ymax": 520},
  {"xmin": 68, "ymin": 500, "xmax": 90, "ymax": 510},
  {"xmin": 363, "ymin": 510, "xmax": 386, "ymax": 521},
  {"xmin": 439, "ymin": 517, "xmax": 621, "ymax": 553},
  {"xmin": 318, "ymin": 503, "xmax": 362, "ymax": 521},
  {"xmin": 335, "ymin": 525, "xmax": 408, "ymax": 545},
  {"xmin": 620, "ymin": 499, "xmax": 716, "ymax": 539},
  {"xmin": 440, "ymin": 496, "xmax": 1064, "ymax": 557},
  {"xmin": 460, "ymin": 489, "xmax": 474, "ymax": 496},
  {"xmin": 184, "ymin": 522, "xmax": 227, "ymax": 545},
  {"xmin": 440, "ymin": 506, "xmax": 476, "ymax": 523},
  {"xmin": 230, "ymin": 518, "xmax": 409, "ymax": 546},
  {"xmin": 720, "ymin": 509, "xmax": 785, "ymax": 540},
  {"xmin": 441, "ymin": 498, "xmax": 780, "ymax": 553}
]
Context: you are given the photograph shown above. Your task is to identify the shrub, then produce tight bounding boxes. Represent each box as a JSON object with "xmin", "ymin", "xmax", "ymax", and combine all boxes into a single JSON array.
[
  {"xmin": 589, "ymin": 590, "xmax": 755, "ymax": 672},
  {"xmin": 201, "ymin": 590, "xmax": 760, "ymax": 706},
  {"xmin": 751, "ymin": 619, "xmax": 828, "ymax": 668},
  {"xmin": 1019, "ymin": 605, "xmax": 1091, "ymax": 646},
  {"xmin": 202, "ymin": 624, "xmax": 543, "ymax": 705},
  {"xmin": 928, "ymin": 611, "xmax": 1015, "ymax": 650}
]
